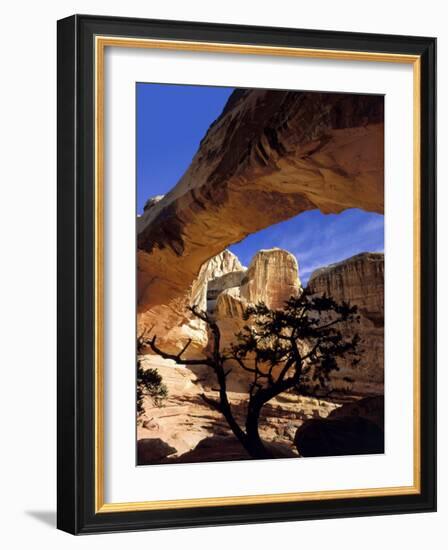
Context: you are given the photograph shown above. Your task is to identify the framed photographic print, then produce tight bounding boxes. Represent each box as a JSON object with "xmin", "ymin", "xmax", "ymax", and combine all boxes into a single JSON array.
[{"xmin": 57, "ymin": 14, "xmax": 436, "ymax": 534}]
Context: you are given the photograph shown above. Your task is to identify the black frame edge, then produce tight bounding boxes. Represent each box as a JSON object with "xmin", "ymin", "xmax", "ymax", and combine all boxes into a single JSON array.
[
  {"xmin": 57, "ymin": 14, "xmax": 79, "ymax": 535},
  {"xmin": 419, "ymin": 36, "xmax": 437, "ymax": 514}
]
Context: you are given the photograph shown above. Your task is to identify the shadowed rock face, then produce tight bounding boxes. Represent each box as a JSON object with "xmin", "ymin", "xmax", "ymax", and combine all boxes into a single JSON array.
[
  {"xmin": 161, "ymin": 435, "xmax": 297, "ymax": 464},
  {"xmin": 328, "ymin": 396, "xmax": 384, "ymax": 429},
  {"xmin": 137, "ymin": 89, "xmax": 384, "ymax": 317},
  {"xmin": 293, "ymin": 396, "xmax": 385, "ymax": 459},
  {"xmin": 137, "ymin": 438, "xmax": 177, "ymax": 465}
]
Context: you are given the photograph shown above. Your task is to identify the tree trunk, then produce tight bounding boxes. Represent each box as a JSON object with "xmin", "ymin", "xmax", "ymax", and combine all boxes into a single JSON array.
[{"xmin": 244, "ymin": 402, "xmax": 274, "ymax": 459}]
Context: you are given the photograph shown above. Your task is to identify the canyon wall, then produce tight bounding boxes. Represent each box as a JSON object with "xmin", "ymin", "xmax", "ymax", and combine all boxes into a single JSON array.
[{"xmin": 308, "ymin": 253, "xmax": 384, "ymax": 394}]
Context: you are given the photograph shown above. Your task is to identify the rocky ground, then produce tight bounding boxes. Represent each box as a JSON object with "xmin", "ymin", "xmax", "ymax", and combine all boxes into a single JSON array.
[{"xmin": 137, "ymin": 355, "xmax": 364, "ymax": 465}]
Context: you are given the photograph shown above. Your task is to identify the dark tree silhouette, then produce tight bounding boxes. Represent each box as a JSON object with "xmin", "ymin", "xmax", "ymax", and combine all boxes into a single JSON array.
[
  {"xmin": 147, "ymin": 289, "xmax": 360, "ymax": 459},
  {"xmin": 137, "ymin": 336, "xmax": 168, "ymax": 420}
]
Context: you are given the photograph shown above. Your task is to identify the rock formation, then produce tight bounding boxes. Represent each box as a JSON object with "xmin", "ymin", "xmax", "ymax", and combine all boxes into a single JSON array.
[
  {"xmin": 137, "ymin": 89, "xmax": 384, "ymax": 342},
  {"xmin": 307, "ymin": 252, "xmax": 384, "ymax": 394},
  {"xmin": 142, "ymin": 247, "xmax": 384, "ymax": 396},
  {"xmin": 137, "ymin": 438, "xmax": 177, "ymax": 465},
  {"xmin": 191, "ymin": 249, "xmax": 245, "ymax": 313},
  {"xmin": 240, "ymin": 248, "xmax": 301, "ymax": 309},
  {"xmin": 207, "ymin": 271, "xmax": 246, "ymax": 314},
  {"xmin": 138, "ymin": 249, "xmax": 243, "ymax": 355},
  {"xmin": 211, "ymin": 248, "xmax": 300, "ymax": 338},
  {"xmin": 294, "ymin": 416, "xmax": 384, "ymax": 457},
  {"xmin": 328, "ymin": 395, "xmax": 384, "ymax": 429},
  {"xmin": 308, "ymin": 252, "xmax": 384, "ymax": 326},
  {"xmin": 209, "ymin": 249, "xmax": 301, "ymax": 390}
]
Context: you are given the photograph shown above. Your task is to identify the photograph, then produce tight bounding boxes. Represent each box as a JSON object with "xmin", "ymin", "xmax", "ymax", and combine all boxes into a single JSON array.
[{"xmin": 136, "ymin": 84, "xmax": 385, "ymax": 465}]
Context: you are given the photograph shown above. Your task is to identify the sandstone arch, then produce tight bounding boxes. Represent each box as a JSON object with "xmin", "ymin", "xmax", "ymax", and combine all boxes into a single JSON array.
[
  {"xmin": 137, "ymin": 89, "xmax": 384, "ymax": 315},
  {"xmin": 136, "ymin": 89, "xmax": 384, "ymax": 355}
]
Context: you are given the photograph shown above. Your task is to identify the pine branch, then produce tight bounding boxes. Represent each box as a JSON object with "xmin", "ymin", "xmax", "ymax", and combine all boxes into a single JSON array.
[
  {"xmin": 199, "ymin": 392, "xmax": 222, "ymax": 412},
  {"xmin": 147, "ymin": 335, "xmax": 212, "ymax": 366}
]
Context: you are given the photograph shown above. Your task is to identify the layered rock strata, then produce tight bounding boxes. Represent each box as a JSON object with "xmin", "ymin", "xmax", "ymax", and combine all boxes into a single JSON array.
[{"xmin": 307, "ymin": 253, "xmax": 384, "ymax": 394}]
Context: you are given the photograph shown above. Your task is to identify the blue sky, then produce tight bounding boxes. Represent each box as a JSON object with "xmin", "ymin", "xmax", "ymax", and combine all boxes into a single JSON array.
[
  {"xmin": 228, "ymin": 209, "xmax": 384, "ymax": 284},
  {"xmin": 137, "ymin": 83, "xmax": 234, "ymax": 212},
  {"xmin": 137, "ymin": 83, "xmax": 384, "ymax": 285}
]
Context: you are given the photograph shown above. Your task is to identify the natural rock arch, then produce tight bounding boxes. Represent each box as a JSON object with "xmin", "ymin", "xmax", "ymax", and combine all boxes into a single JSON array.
[{"xmin": 136, "ymin": 89, "xmax": 383, "ymax": 351}]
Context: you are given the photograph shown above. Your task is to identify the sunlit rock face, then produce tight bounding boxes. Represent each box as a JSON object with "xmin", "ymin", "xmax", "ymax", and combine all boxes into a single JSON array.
[
  {"xmin": 137, "ymin": 89, "xmax": 384, "ymax": 322},
  {"xmin": 213, "ymin": 287, "xmax": 245, "ymax": 319},
  {"xmin": 204, "ymin": 249, "xmax": 302, "ymax": 391},
  {"xmin": 240, "ymin": 248, "xmax": 301, "ymax": 309},
  {"xmin": 212, "ymin": 248, "xmax": 301, "ymax": 345},
  {"xmin": 307, "ymin": 252, "xmax": 384, "ymax": 394}
]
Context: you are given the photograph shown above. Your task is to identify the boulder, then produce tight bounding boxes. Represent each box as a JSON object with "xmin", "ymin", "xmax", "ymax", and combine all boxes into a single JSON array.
[
  {"xmin": 328, "ymin": 395, "xmax": 384, "ymax": 429},
  {"xmin": 137, "ymin": 438, "xmax": 177, "ymax": 465},
  {"xmin": 294, "ymin": 416, "xmax": 384, "ymax": 457}
]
